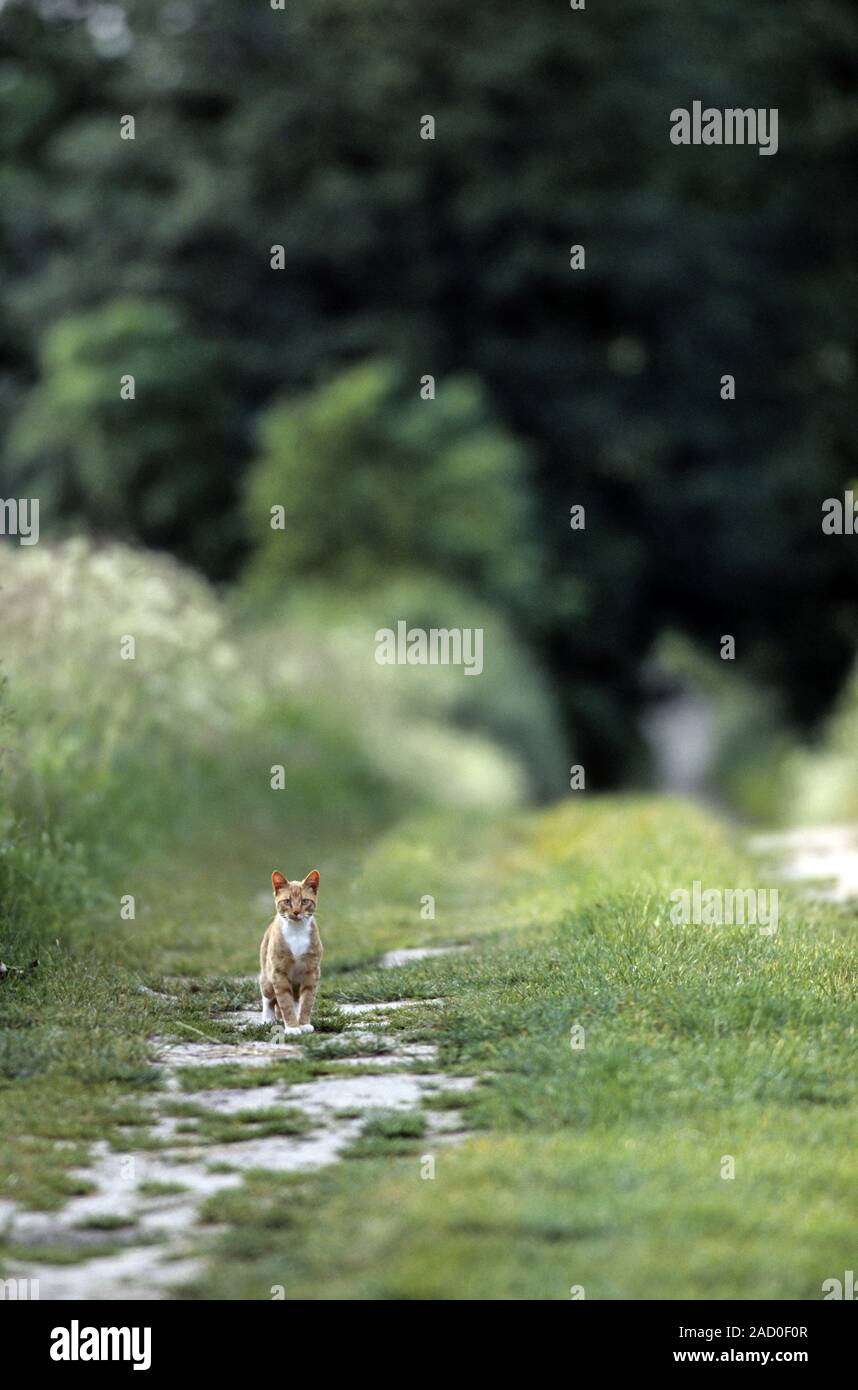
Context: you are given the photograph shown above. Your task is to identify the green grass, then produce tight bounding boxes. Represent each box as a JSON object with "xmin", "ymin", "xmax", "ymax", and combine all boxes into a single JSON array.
[
  {"xmin": 422, "ymin": 1089, "xmax": 477, "ymax": 1111},
  {"xmin": 184, "ymin": 1113, "xmax": 856, "ymax": 1300},
  {"xmin": 2, "ymin": 653, "xmax": 856, "ymax": 1296},
  {"xmin": 2, "ymin": 542, "xmax": 855, "ymax": 1297},
  {"xmin": 183, "ymin": 1108, "xmax": 312, "ymax": 1146},
  {"xmin": 0, "ymin": 785, "xmax": 499, "ymax": 1218},
  {"xmin": 0, "ymin": 1241, "xmax": 143, "ymax": 1266},
  {"xmin": 342, "ymin": 1108, "xmax": 428, "ymax": 1160},
  {"xmin": 0, "ymin": 539, "xmax": 521, "ymax": 1242},
  {"xmin": 137, "ymin": 1181, "xmax": 189, "ymax": 1198},
  {"xmin": 0, "ymin": 1087, "xmax": 154, "ymax": 1210},
  {"xmin": 73, "ymin": 1213, "xmax": 137, "ymax": 1232},
  {"xmin": 172, "ymin": 796, "xmax": 857, "ymax": 1299}
]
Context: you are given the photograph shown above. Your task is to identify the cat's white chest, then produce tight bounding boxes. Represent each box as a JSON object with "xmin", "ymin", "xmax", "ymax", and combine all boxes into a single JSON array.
[{"xmin": 280, "ymin": 917, "xmax": 313, "ymax": 958}]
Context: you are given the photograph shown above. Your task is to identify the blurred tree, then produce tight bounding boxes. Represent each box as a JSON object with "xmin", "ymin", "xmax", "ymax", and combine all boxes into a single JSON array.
[
  {"xmin": 1, "ymin": 0, "xmax": 857, "ymax": 779},
  {"xmin": 242, "ymin": 363, "xmax": 567, "ymax": 795},
  {"xmin": 243, "ymin": 359, "xmax": 540, "ymax": 613},
  {"xmin": 8, "ymin": 298, "xmax": 237, "ymax": 569}
]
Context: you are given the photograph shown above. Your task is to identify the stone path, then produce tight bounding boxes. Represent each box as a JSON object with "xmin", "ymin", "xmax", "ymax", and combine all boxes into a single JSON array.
[{"xmin": 1, "ymin": 951, "xmax": 474, "ymax": 1299}]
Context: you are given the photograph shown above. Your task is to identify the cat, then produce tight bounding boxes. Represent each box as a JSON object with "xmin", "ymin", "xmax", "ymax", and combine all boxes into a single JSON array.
[{"xmin": 259, "ymin": 870, "xmax": 323, "ymax": 1035}]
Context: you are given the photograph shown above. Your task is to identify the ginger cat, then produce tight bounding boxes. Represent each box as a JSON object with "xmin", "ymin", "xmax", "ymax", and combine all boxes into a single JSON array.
[{"xmin": 259, "ymin": 870, "xmax": 323, "ymax": 1035}]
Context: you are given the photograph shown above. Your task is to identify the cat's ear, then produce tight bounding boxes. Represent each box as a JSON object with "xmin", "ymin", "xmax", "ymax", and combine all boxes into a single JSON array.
[
  {"xmin": 272, "ymin": 871, "xmax": 287, "ymax": 892},
  {"xmin": 303, "ymin": 870, "xmax": 320, "ymax": 892}
]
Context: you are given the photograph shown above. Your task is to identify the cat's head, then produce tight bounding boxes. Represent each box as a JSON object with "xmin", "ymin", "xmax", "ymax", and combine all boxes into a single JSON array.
[{"xmin": 271, "ymin": 870, "xmax": 319, "ymax": 923}]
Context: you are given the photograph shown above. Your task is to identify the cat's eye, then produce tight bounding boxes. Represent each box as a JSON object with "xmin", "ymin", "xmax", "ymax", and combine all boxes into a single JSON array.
[{"xmin": 302, "ymin": 898, "xmax": 313, "ymax": 908}]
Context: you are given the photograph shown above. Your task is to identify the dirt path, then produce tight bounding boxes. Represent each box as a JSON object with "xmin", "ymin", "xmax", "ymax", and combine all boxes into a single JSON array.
[{"xmin": 2, "ymin": 948, "xmax": 472, "ymax": 1299}]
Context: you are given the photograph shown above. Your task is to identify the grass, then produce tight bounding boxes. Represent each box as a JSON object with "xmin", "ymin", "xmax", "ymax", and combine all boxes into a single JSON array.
[
  {"xmin": 3, "ymin": 782, "xmax": 857, "ymax": 1295},
  {"xmin": 3, "ymin": 793, "xmax": 857, "ymax": 1296},
  {"xmin": 185, "ymin": 1114, "xmax": 856, "ymax": 1300},
  {"xmin": 0, "ymin": 1088, "xmax": 153, "ymax": 1210},
  {"xmin": 182, "ymin": 1109, "xmax": 312, "ymax": 1146},
  {"xmin": 73, "ymin": 1213, "xmax": 137, "ymax": 1232},
  {"xmin": 1, "ymin": 543, "xmax": 856, "ymax": 1298},
  {"xmin": 421, "ymin": 1089, "xmax": 477, "ymax": 1111},
  {"xmin": 0, "ymin": 1241, "xmax": 142, "ymax": 1266},
  {"xmin": 342, "ymin": 1108, "xmax": 428, "ymax": 1159},
  {"xmin": 174, "ymin": 796, "xmax": 857, "ymax": 1299},
  {"xmin": 0, "ymin": 539, "xmax": 518, "ymax": 1241},
  {"xmin": 137, "ymin": 1181, "xmax": 189, "ymax": 1198}
]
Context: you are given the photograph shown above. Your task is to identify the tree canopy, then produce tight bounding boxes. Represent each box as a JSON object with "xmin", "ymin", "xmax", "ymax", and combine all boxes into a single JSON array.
[{"xmin": 2, "ymin": 0, "xmax": 857, "ymax": 780}]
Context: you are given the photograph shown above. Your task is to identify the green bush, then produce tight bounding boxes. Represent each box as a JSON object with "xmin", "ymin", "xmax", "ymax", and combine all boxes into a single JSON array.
[
  {"xmin": 243, "ymin": 359, "xmax": 541, "ymax": 613},
  {"xmin": 7, "ymin": 299, "xmax": 236, "ymax": 573}
]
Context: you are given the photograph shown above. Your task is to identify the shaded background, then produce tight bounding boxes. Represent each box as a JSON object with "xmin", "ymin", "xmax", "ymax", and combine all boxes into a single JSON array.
[{"xmin": 2, "ymin": 0, "xmax": 858, "ymax": 815}]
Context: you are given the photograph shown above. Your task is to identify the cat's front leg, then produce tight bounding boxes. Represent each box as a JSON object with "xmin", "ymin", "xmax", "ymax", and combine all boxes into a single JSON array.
[
  {"xmin": 261, "ymin": 992, "xmax": 276, "ymax": 1024},
  {"xmin": 296, "ymin": 980, "xmax": 317, "ymax": 1033},
  {"xmin": 260, "ymin": 973, "xmax": 277, "ymax": 1024},
  {"xmin": 273, "ymin": 979, "xmax": 299, "ymax": 1033}
]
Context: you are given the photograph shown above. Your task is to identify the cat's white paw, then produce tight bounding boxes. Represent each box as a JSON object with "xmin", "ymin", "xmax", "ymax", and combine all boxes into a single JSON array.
[
  {"xmin": 282, "ymin": 1024, "xmax": 302, "ymax": 1035},
  {"xmin": 297, "ymin": 1023, "xmax": 314, "ymax": 1035},
  {"xmin": 261, "ymin": 997, "xmax": 276, "ymax": 1023}
]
